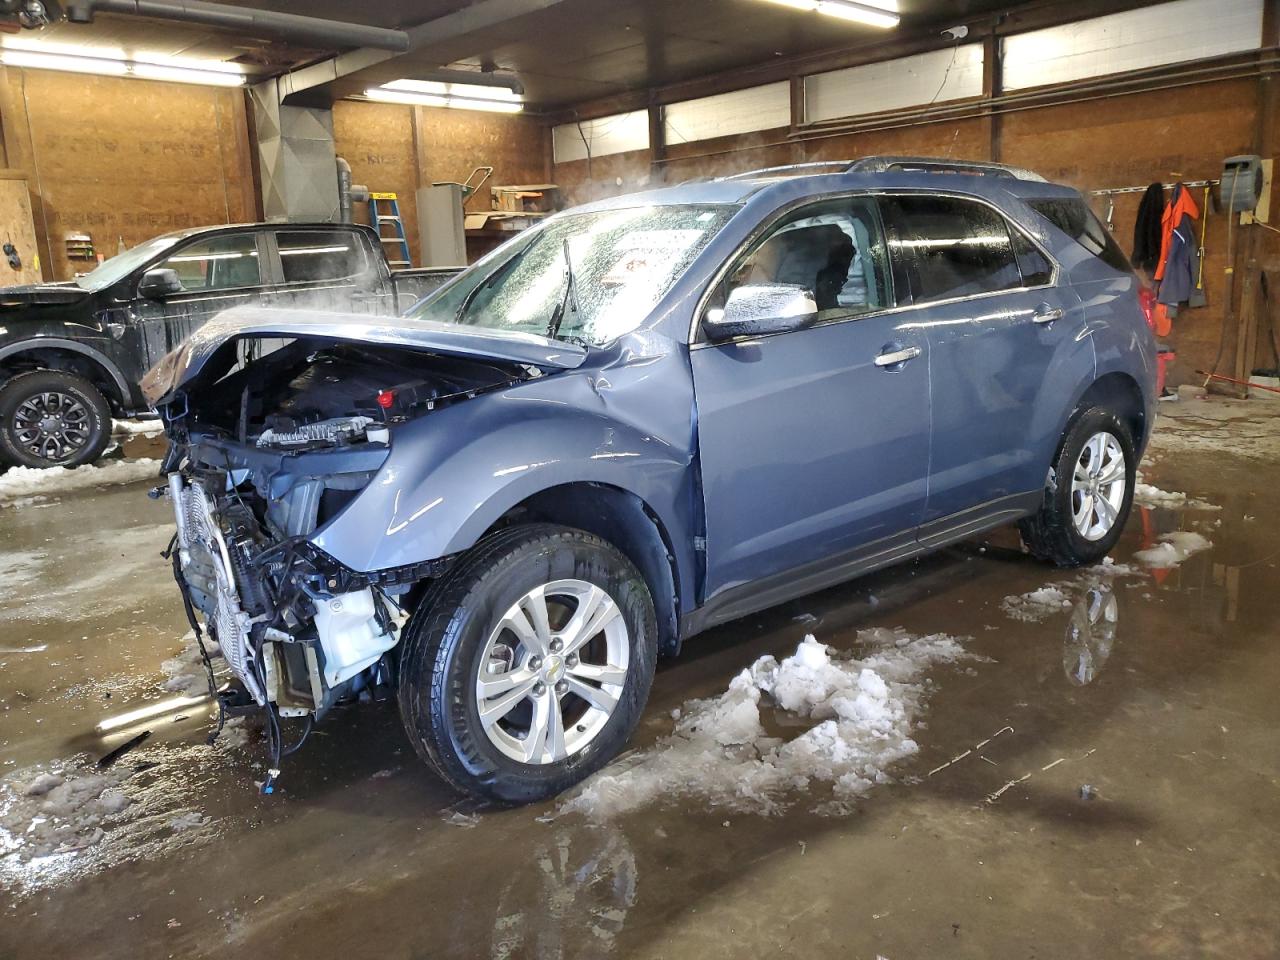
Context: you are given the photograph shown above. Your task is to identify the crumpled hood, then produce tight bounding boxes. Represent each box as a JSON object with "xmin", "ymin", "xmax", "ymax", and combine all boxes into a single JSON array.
[
  {"xmin": 0, "ymin": 282, "xmax": 87, "ymax": 308},
  {"xmin": 142, "ymin": 306, "xmax": 588, "ymax": 406}
]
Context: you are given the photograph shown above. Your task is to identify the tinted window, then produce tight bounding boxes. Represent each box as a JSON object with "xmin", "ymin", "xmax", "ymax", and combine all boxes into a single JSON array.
[
  {"xmin": 1027, "ymin": 198, "xmax": 1131, "ymax": 274},
  {"xmin": 1011, "ymin": 228, "xmax": 1052, "ymax": 286},
  {"xmin": 277, "ymin": 230, "xmax": 366, "ymax": 283},
  {"xmin": 879, "ymin": 195, "xmax": 1023, "ymax": 304},
  {"xmin": 159, "ymin": 234, "xmax": 260, "ymax": 292},
  {"xmin": 713, "ymin": 196, "xmax": 891, "ymax": 319}
]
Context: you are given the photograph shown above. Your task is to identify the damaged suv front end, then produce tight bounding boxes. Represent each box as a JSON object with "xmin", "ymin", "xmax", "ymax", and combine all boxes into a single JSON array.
[{"xmin": 146, "ymin": 314, "xmax": 588, "ymax": 733}]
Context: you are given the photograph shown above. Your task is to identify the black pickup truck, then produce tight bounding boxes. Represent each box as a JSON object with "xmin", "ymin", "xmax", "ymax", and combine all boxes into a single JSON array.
[{"xmin": 0, "ymin": 222, "xmax": 458, "ymax": 468}]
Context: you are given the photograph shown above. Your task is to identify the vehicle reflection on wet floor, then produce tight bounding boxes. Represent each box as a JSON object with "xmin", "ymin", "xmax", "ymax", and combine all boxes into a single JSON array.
[{"xmin": 2, "ymin": 414, "xmax": 1279, "ymax": 959}]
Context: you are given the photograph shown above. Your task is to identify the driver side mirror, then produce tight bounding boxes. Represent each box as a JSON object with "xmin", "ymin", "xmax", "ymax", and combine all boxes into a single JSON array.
[
  {"xmin": 139, "ymin": 267, "xmax": 184, "ymax": 299},
  {"xmin": 703, "ymin": 283, "xmax": 819, "ymax": 342}
]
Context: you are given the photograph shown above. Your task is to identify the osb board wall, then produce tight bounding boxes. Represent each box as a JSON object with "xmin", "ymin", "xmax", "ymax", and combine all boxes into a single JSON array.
[
  {"xmin": 332, "ymin": 101, "xmax": 548, "ymax": 265},
  {"xmin": 0, "ymin": 68, "xmax": 255, "ymax": 282},
  {"xmin": 332, "ymin": 100, "xmax": 421, "ymax": 264},
  {"xmin": 0, "ymin": 172, "xmax": 43, "ymax": 285},
  {"xmin": 1001, "ymin": 78, "xmax": 1276, "ymax": 382},
  {"xmin": 552, "ymin": 81, "xmax": 1277, "ymax": 386}
]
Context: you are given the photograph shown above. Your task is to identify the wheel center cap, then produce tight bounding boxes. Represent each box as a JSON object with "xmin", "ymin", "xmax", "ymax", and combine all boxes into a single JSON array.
[
  {"xmin": 542, "ymin": 655, "xmax": 565, "ymax": 683},
  {"xmin": 38, "ymin": 416, "xmax": 61, "ymax": 433}
]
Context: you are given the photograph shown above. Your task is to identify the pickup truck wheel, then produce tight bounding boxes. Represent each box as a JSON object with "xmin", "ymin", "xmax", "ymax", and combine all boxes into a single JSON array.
[
  {"xmin": 398, "ymin": 524, "xmax": 657, "ymax": 805},
  {"xmin": 1019, "ymin": 407, "xmax": 1135, "ymax": 567},
  {"xmin": 0, "ymin": 370, "xmax": 112, "ymax": 469}
]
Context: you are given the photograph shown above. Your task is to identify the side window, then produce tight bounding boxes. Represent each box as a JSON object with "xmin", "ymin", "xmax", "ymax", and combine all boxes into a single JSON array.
[
  {"xmin": 879, "ymin": 195, "xmax": 1024, "ymax": 304},
  {"xmin": 158, "ymin": 233, "xmax": 261, "ymax": 292},
  {"xmin": 711, "ymin": 196, "xmax": 891, "ymax": 321},
  {"xmin": 1011, "ymin": 227, "xmax": 1053, "ymax": 286},
  {"xmin": 277, "ymin": 230, "xmax": 366, "ymax": 283}
]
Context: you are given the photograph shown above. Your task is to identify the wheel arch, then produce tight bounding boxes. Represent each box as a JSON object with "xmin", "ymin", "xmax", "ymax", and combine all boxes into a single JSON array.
[
  {"xmin": 0, "ymin": 339, "xmax": 132, "ymax": 411},
  {"xmin": 486, "ymin": 482, "xmax": 685, "ymax": 657},
  {"xmin": 1068, "ymin": 371, "xmax": 1148, "ymax": 453}
]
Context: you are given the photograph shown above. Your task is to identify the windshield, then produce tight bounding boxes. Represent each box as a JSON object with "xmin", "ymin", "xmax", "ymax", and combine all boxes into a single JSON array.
[
  {"xmin": 73, "ymin": 234, "xmax": 184, "ymax": 291},
  {"xmin": 408, "ymin": 204, "xmax": 736, "ymax": 344}
]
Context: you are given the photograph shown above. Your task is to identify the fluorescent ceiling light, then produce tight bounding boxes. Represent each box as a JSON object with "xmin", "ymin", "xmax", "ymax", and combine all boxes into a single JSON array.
[
  {"xmin": 759, "ymin": 0, "xmax": 899, "ymax": 28},
  {"xmin": 0, "ymin": 44, "xmax": 245, "ymax": 86},
  {"xmin": 0, "ymin": 49, "xmax": 128, "ymax": 76},
  {"xmin": 364, "ymin": 86, "xmax": 523, "ymax": 113},
  {"xmin": 132, "ymin": 63, "xmax": 245, "ymax": 86},
  {"xmin": 384, "ymin": 77, "xmax": 523, "ymax": 102}
]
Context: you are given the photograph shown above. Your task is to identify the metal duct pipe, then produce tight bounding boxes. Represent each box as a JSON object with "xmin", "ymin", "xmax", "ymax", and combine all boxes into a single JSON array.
[
  {"xmin": 336, "ymin": 156, "xmax": 352, "ymax": 224},
  {"xmin": 64, "ymin": 0, "xmax": 411, "ymax": 52}
]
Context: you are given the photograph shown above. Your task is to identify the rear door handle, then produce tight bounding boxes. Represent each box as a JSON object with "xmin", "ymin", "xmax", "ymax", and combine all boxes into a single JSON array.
[
  {"xmin": 1032, "ymin": 306, "xmax": 1064, "ymax": 324},
  {"xmin": 874, "ymin": 345, "xmax": 921, "ymax": 367}
]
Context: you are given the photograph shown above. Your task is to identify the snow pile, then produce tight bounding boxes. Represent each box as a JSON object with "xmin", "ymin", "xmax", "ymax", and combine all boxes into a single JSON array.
[
  {"xmin": 160, "ymin": 631, "xmax": 222, "ymax": 697},
  {"xmin": 0, "ymin": 458, "xmax": 160, "ymax": 502},
  {"xmin": 1134, "ymin": 531, "xmax": 1212, "ymax": 569},
  {"xmin": 1000, "ymin": 585, "xmax": 1073, "ymax": 622},
  {"xmin": 1, "ymin": 765, "xmax": 135, "ymax": 860},
  {"xmin": 1133, "ymin": 481, "xmax": 1220, "ymax": 511},
  {"xmin": 561, "ymin": 630, "xmax": 969, "ymax": 819}
]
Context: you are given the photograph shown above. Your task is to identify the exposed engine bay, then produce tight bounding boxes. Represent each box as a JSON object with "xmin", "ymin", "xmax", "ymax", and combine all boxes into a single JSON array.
[{"xmin": 158, "ymin": 335, "xmax": 538, "ymax": 787}]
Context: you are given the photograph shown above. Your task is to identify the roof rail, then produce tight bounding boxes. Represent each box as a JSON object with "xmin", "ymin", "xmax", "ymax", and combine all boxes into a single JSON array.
[
  {"xmin": 844, "ymin": 156, "xmax": 1047, "ymax": 182},
  {"xmin": 715, "ymin": 161, "xmax": 853, "ymax": 181}
]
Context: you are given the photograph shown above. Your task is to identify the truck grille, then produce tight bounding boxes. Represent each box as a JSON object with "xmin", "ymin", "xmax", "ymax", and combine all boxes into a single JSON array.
[{"xmin": 172, "ymin": 478, "xmax": 265, "ymax": 704}]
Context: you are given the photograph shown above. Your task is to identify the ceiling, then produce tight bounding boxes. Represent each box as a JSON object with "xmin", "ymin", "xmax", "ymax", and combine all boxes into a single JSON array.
[{"xmin": 10, "ymin": 0, "xmax": 1022, "ymax": 107}]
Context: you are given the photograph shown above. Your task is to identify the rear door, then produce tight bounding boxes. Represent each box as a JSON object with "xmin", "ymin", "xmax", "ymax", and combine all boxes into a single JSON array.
[
  {"xmin": 128, "ymin": 230, "xmax": 269, "ymax": 369},
  {"xmin": 266, "ymin": 227, "xmax": 389, "ymax": 314},
  {"xmin": 877, "ymin": 193, "xmax": 1087, "ymax": 525},
  {"xmin": 691, "ymin": 195, "xmax": 931, "ymax": 604}
]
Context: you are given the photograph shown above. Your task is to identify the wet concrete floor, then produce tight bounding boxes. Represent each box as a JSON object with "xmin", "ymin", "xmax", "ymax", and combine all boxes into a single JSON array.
[{"xmin": 1, "ymin": 397, "xmax": 1278, "ymax": 959}]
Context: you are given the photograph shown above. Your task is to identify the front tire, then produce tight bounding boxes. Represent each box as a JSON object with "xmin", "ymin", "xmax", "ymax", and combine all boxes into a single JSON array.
[
  {"xmin": 1020, "ymin": 407, "xmax": 1136, "ymax": 567},
  {"xmin": 0, "ymin": 370, "xmax": 112, "ymax": 468},
  {"xmin": 398, "ymin": 524, "xmax": 657, "ymax": 805}
]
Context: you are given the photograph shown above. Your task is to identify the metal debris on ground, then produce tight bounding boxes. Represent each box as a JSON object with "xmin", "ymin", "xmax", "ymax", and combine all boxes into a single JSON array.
[
  {"xmin": 985, "ymin": 773, "xmax": 1032, "ymax": 803},
  {"xmin": 928, "ymin": 725, "xmax": 1014, "ymax": 777}
]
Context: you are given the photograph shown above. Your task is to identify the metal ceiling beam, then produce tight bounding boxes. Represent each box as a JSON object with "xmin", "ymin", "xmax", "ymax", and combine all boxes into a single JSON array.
[
  {"xmin": 278, "ymin": 0, "xmax": 572, "ymax": 106},
  {"xmin": 63, "ymin": 0, "xmax": 411, "ymax": 52}
]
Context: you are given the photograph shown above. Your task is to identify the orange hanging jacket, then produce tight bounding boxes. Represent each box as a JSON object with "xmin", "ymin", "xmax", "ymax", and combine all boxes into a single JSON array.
[{"xmin": 1153, "ymin": 183, "xmax": 1200, "ymax": 282}]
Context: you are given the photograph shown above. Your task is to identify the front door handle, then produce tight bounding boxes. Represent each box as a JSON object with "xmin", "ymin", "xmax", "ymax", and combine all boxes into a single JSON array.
[
  {"xmin": 874, "ymin": 345, "xmax": 921, "ymax": 367},
  {"xmin": 1032, "ymin": 306, "xmax": 1064, "ymax": 325}
]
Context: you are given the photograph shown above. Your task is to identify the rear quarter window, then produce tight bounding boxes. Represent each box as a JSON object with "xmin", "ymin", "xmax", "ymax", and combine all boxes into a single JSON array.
[{"xmin": 1027, "ymin": 198, "xmax": 1132, "ymax": 274}]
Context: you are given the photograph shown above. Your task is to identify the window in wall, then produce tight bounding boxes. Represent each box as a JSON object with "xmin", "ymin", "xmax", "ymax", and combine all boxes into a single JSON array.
[
  {"xmin": 552, "ymin": 111, "xmax": 650, "ymax": 164},
  {"xmin": 664, "ymin": 83, "xmax": 791, "ymax": 145},
  {"xmin": 160, "ymin": 234, "xmax": 260, "ymax": 292},
  {"xmin": 710, "ymin": 196, "xmax": 891, "ymax": 323},
  {"xmin": 878, "ymin": 195, "xmax": 1024, "ymax": 304},
  {"xmin": 804, "ymin": 44, "xmax": 984, "ymax": 124},
  {"xmin": 277, "ymin": 231, "xmax": 366, "ymax": 283}
]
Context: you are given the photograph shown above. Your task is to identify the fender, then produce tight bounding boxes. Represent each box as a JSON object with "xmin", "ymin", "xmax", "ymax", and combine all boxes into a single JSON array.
[
  {"xmin": 0, "ymin": 336, "xmax": 133, "ymax": 404},
  {"xmin": 313, "ymin": 338, "xmax": 702, "ymax": 607}
]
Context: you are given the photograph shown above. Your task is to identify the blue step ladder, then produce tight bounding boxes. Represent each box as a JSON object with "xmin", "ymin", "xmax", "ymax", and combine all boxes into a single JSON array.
[{"xmin": 369, "ymin": 192, "xmax": 411, "ymax": 267}]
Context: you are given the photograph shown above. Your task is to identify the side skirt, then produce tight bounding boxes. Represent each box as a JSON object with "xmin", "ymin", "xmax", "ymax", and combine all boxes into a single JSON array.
[{"xmin": 678, "ymin": 489, "xmax": 1043, "ymax": 640}]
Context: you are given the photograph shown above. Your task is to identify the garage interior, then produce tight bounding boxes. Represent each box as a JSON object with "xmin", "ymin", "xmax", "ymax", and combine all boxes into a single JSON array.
[{"xmin": 1, "ymin": 0, "xmax": 1279, "ymax": 957}]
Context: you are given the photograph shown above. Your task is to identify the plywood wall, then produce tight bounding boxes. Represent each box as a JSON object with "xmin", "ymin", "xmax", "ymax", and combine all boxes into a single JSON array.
[
  {"xmin": 0, "ymin": 171, "xmax": 43, "ymax": 285},
  {"xmin": 332, "ymin": 100, "xmax": 547, "ymax": 266},
  {"xmin": 0, "ymin": 67, "xmax": 256, "ymax": 281}
]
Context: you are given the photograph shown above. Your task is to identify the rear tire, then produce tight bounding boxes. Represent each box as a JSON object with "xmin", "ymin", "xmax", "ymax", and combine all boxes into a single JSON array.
[
  {"xmin": 1019, "ymin": 407, "xmax": 1135, "ymax": 567},
  {"xmin": 0, "ymin": 370, "xmax": 111, "ymax": 468},
  {"xmin": 398, "ymin": 524, "xmax": 657, "ymax": 805}
]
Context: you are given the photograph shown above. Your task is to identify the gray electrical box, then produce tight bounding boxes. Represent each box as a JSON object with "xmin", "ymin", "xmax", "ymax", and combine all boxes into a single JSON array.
[
  {"xmin": 417, "ymin": 182, "xmax": 468, "ymax": 267},
  {"xmin": 1221, "ymin": 155, "xmax": 1264, "ymax": 213}
]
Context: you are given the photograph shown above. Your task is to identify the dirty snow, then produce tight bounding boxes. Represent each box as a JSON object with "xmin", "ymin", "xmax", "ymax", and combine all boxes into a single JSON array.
[
  {"xmin": 1134, "ymin": 531, "xmax": 1212, "ymax": 569},
  {"xmin": 0, "ymin": 457, "xmax": 160, "ymax": 502},
  {"xmin": 1133, "ymin": 480, "xmax": 1220, "ymax": 511},
  {"xmin": 1000, "ymin": 558, "xmax": 1138, "ymax": 623},
  {"xmin": 561, "ymin": 630, "xmax": 970, "ymax": 819},
  {"xmin": 160, "ymin": 631, "xmax": 224, "ymax": 697}
]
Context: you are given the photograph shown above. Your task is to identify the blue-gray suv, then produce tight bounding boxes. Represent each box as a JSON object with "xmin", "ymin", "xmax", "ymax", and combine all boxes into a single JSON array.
[{"xmin": 146, "ymin": 156, "xmax": 1156, "ymax": 802}]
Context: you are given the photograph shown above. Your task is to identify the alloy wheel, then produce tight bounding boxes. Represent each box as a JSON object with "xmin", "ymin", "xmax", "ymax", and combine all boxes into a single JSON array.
[
  {"xmin": 12, "ymin": 390, "xmax": 92, "ymax": 463},
  {"xmin": 475, "ymin": 579, "xmax": 630, "ymax": 765},
  {"xmin": 1069, "ymin": 430, "xmax": 1126, "ymax": 541}
]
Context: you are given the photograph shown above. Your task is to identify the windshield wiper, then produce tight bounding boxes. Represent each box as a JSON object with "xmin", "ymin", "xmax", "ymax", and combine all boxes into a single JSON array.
[
  {"xmin": 454, "ymin": 234, "xmax": 538, "ymax": 324},
  {"xmin": 546, "ymin": 238, "xmax": 580, "ymax": 341}
]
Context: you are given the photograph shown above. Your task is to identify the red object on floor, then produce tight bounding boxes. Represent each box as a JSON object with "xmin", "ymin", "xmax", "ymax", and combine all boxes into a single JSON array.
[{"xmin": 1156, "ymin": 349, "xmax": 1175, "ymax": 396}]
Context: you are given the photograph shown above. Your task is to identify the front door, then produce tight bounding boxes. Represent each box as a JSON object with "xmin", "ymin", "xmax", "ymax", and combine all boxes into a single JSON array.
[
  {"xmin": 119, "ymin": 231, "xmax": 269, "ymax": 371},
  {"xmin": 877, "ymin": 194, "xmax": 1088, "ymax": 523},
  {"xmin": 691, "ymin": 196, "xmax": 931, "ymax": 604}
]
